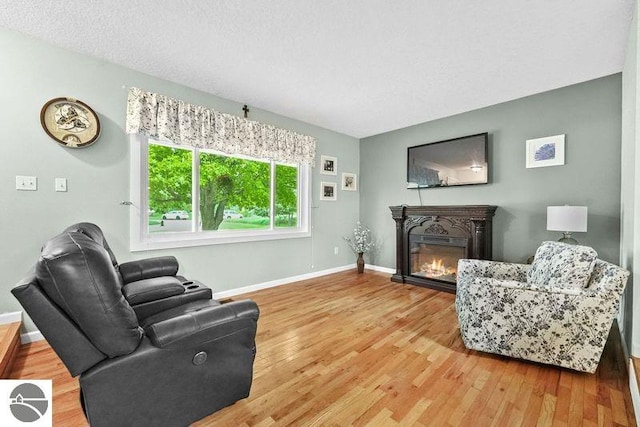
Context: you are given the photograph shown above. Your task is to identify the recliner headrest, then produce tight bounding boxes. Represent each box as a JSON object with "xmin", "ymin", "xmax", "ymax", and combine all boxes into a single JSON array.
[
  {"xmin": 36, "ymin": 230, "xmax": 142, "ymax": 357},
  {"xmin": 63, "ymin": 222, "xmax": 118, "ymax": 267}
]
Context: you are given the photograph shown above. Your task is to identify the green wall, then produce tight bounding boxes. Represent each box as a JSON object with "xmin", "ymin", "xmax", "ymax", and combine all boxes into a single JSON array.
[
  {"xmin": 0, "ymin": 29, "xmax": 360, "ymax": 332},
  {"xmin": 360, "ymin": 75, "xmax": 623, "ymax": 268}
]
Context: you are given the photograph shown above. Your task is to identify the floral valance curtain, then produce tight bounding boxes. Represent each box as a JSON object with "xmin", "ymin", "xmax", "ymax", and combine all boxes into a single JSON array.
[{"xmin": 125, "ymin": 87, "xmax": 316, "ymax": 166}]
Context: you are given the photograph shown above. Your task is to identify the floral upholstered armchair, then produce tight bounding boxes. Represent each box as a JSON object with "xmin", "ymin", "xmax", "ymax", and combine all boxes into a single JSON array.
[{"xmin": 455, "ymin": 241, "xmax": 629, "ymax": 373}]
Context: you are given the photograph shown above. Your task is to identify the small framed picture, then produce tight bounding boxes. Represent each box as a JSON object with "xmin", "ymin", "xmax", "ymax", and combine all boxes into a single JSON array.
[
  {"xmin": 341, "ymin": 173, "xmax": 357, "ymax": 191},
  {"xmin": 320, "ymin": 155, "xmax": 337, "ymax": 175},
  {"xmin": 526, "ymin": 134, "xmax": 565, "ymax": 168},
  {"xmin": 320, "ymin": 182, "xmax": 337, "ymax": 201}
]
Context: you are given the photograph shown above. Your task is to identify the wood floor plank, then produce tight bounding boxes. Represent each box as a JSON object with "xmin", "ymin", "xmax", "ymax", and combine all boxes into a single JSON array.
[
  {"xmin": 9, "ymin": 270, "xmax": 637, "ymax": 426},
  {"xmin": 537, "ymin": 393, "xmax": 557, "ymax": 427}
]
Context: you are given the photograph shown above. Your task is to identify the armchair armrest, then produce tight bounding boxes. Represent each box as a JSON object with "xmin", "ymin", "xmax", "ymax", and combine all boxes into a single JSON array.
[
  {"xmin": 457, "ymin": 259, "xmax": 529, "ymax": 282},
  {"xmin": 587, "ymin": 259, "xmax": 630, "ymax": 300},
  {"xmin": 464, "ymin": 276, "xmax": 584, "ymax": 296},
  {"xmin": 119, "ymin": 256, "xmax": 179, "ymax": 283},
  {"xmin": 145, "ymin": 300, "xmax": 259, "ymax": 348}
]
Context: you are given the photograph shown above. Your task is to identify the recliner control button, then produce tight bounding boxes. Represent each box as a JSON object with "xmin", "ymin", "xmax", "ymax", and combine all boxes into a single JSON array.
[{"xmin": 193, "ymin": 351, "xmax": 207, "ymax": 365}]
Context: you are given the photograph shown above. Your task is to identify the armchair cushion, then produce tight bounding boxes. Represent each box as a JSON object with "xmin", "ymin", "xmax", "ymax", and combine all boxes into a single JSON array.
[{"xmin": 527, "ymin": 241, "xmax": 597, "ymax": 289}]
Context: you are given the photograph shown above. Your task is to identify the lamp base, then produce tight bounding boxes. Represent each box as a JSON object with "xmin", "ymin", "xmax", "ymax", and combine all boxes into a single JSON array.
[{"xmin": 558, "ymin": 232, "xmax": 578, "ymax": 245}]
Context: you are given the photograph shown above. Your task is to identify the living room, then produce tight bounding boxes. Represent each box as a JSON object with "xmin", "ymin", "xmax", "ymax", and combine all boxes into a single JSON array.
[{"xmin": 1, "ymin": 1, "xmax": 639, "ymax": 425}]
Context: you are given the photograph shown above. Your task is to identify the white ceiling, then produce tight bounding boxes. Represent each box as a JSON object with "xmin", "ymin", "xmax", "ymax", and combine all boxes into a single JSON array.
[{"xmin": 0, "ymin": 1, "xmax": 633, "ymax": 138}]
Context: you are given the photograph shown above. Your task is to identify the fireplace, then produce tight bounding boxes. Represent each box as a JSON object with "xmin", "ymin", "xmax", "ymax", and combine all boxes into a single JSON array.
[
  {"xmin": 390, "ymin": 205, "xmax": 497, "ymax": 293},
  {"xmin": 410, "ymin": 236, "xmax": 467, "ymax": 284}
]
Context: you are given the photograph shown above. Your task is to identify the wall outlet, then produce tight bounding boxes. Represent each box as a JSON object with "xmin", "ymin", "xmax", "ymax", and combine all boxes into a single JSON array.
[
  {"xmin": 16, "ymin": 176, "xmax": 37, "ymax": 191},
  {"xmin": 334, "ymin": 246, "xmax": 339, "ymax": 255},
  {"xmin": 55, "ymin": 178, "xmax": 67, "ymax": 192}
]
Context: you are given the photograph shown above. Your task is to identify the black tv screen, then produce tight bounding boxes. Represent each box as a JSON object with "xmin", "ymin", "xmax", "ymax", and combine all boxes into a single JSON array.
[{"xmin": 407, "ymin": 133, "xmax": 488, "ymax": 188}]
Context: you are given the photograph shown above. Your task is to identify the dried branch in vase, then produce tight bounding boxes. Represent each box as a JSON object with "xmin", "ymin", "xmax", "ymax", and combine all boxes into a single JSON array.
[{"xmin": 344, "ymin": 221, "xmax": 374, "ymax": 254}]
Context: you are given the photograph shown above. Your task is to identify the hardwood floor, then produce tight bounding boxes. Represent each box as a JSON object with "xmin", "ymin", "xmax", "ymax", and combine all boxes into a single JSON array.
[{"xmin": 10, "ymin": 270, "xmax": 636, "ymax": 426}]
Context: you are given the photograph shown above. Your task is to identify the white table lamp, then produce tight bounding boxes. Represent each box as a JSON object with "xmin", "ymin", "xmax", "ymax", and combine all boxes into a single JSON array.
[{"xmin": 547, "ymin": 206, "xmax": 588, "ymax": 244}]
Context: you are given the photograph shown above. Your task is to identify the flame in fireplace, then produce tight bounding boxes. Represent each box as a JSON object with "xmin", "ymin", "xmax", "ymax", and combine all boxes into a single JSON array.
[{"xmin": 421, "ymin": 258, "xmax": 456, "ymax": 278}]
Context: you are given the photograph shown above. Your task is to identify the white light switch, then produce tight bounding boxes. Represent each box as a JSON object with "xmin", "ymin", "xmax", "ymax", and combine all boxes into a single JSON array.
[
  {"xmin": 55, "ymin": 178, "xmax": 67, "ymax": 192},
  {"xmin": 16, "ymin": 176, "xmax": 37, "ymax": 191}
]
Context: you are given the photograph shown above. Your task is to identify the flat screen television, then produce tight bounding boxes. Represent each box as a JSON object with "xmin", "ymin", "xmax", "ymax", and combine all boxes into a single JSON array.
[{"xmin": 407, "ymin": 133, "xmax": 488, "ymax": 189}]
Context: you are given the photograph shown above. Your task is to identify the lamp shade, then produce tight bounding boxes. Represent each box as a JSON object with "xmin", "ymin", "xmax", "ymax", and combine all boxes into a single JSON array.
[{"xmin": 547, "ymin": 206, "xmax": 588, "ymax": 232}]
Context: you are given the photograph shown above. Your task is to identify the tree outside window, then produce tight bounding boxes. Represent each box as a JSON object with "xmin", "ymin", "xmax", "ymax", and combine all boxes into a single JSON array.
[{"xmin": 147, "ymin": 142, "xmax": 299, "ymax": 234}]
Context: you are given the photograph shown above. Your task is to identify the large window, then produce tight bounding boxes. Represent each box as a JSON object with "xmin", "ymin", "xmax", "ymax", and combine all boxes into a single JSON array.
[{"xmin": 130, "ymin": 135, "xmax": 310, "ymax": 250}]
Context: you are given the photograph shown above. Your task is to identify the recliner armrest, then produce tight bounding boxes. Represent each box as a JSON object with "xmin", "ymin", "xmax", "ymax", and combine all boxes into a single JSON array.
[
  {"xmin": 122, "ymin": 276, "xmax": 185, "ymax": 305},
  {"xmin": 119, "ymin": 256, "xmax": 179, "ymax": 283},
  {"xmin": 145, "ymin": 300, "xmax": 259, "ymax": 348}
]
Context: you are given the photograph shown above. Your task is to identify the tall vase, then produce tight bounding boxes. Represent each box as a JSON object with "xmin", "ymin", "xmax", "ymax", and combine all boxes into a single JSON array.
[{"xmin": 357, "ymin": 252, "xmax": 365, "ymax": 274}]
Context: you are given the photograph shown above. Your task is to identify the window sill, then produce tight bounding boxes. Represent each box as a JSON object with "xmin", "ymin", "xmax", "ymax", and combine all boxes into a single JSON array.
[{"xmin": 130, "ymin": 228, "xmax": 311, "ymax": 252}]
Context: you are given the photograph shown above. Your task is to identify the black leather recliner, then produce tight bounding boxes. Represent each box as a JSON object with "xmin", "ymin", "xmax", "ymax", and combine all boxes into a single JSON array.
[
  {"xmin": 61, "ymin": 223, "xmax": 217, "ymax": 320},
  {"xmin": 12, "ymin": 223, "xmax": 259, "ymax": 427}
]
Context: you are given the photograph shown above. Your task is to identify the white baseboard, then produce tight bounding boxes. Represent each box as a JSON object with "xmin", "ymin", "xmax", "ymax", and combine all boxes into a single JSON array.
[
  {"xmin": 629, "ymin": 359, "xmax": 640, "ymax": 426},
  {"xmin": 0, "ymin": 311, "xmax": 38, "ymax": 344},
  {"xmin": 20, "ymin": 330, "xmax": 44, "ymax": 344},
  {"xmin": 214, "ymin": 264, "xmax": 354, "ymax": 299},
  {"xmin": 0, "ymin": 311, "xmax": 22, "ymax": 325},
  {"xmin": 367, "ymin": 264, "xmax": 395, "ymax": 274},
  {"xmin": 215, "ymin": 264, "xmax": 394, "ymax": 299}
]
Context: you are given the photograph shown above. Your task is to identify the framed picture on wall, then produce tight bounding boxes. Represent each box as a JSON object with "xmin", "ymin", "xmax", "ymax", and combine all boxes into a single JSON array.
[
  {"xmin": 320, "ymin": 182, "xmax": 337, "ymax": 201},
  {"xmin": 341, "ymin": 173, "xmax": 357, "ymax": 191},
  {"xmin": 525, "ymin": 134, "xmax": 565, "ymax": 168},
  {"xmin": 320, "ymin": 155, "xmax": 337, "ymax": 175}
]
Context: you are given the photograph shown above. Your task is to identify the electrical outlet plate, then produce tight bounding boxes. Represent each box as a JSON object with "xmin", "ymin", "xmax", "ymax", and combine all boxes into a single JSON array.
[
  {"xmin": 16, "ymin": 176, "xmax": 37, "ymax": 191},
  {"xmin": 55, "ymin": 178, "xmax": 67, "ymax": 192}
]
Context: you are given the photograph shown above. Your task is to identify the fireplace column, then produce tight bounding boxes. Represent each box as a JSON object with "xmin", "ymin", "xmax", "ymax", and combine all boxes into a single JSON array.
[
  {"xmin": 470, "ymin": 219, "xmax": 491, "ymax": 260},
  {"xmin": 390, "ymin": 206, "xmax": 406, "ymax": 283}
]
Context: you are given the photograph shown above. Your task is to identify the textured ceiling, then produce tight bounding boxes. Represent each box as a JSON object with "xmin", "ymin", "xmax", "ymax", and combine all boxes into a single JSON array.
[{"xmin": 0, "ymin": 1, "xmax": 633, "ymax": 138}]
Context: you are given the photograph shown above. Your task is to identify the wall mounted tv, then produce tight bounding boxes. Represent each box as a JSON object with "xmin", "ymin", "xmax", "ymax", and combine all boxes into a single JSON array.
[{"xmin": 407, "ymin": 132, "xmax": 488, "ymax": 189}]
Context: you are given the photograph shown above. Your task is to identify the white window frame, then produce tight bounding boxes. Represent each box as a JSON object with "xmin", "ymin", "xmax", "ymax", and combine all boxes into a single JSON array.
[{"xmin": 129, "ymin": 134, "xmax": 311, "ymax": 251}]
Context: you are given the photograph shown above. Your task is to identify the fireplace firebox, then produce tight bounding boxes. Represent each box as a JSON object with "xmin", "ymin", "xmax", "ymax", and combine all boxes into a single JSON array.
[
  {"xmin": 390, "ymin": 205, "xmax": 497, "ymax": 293},
  {"xmin": 410, "ymin": 237, "xmax": 467, "ymax": 284}
]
